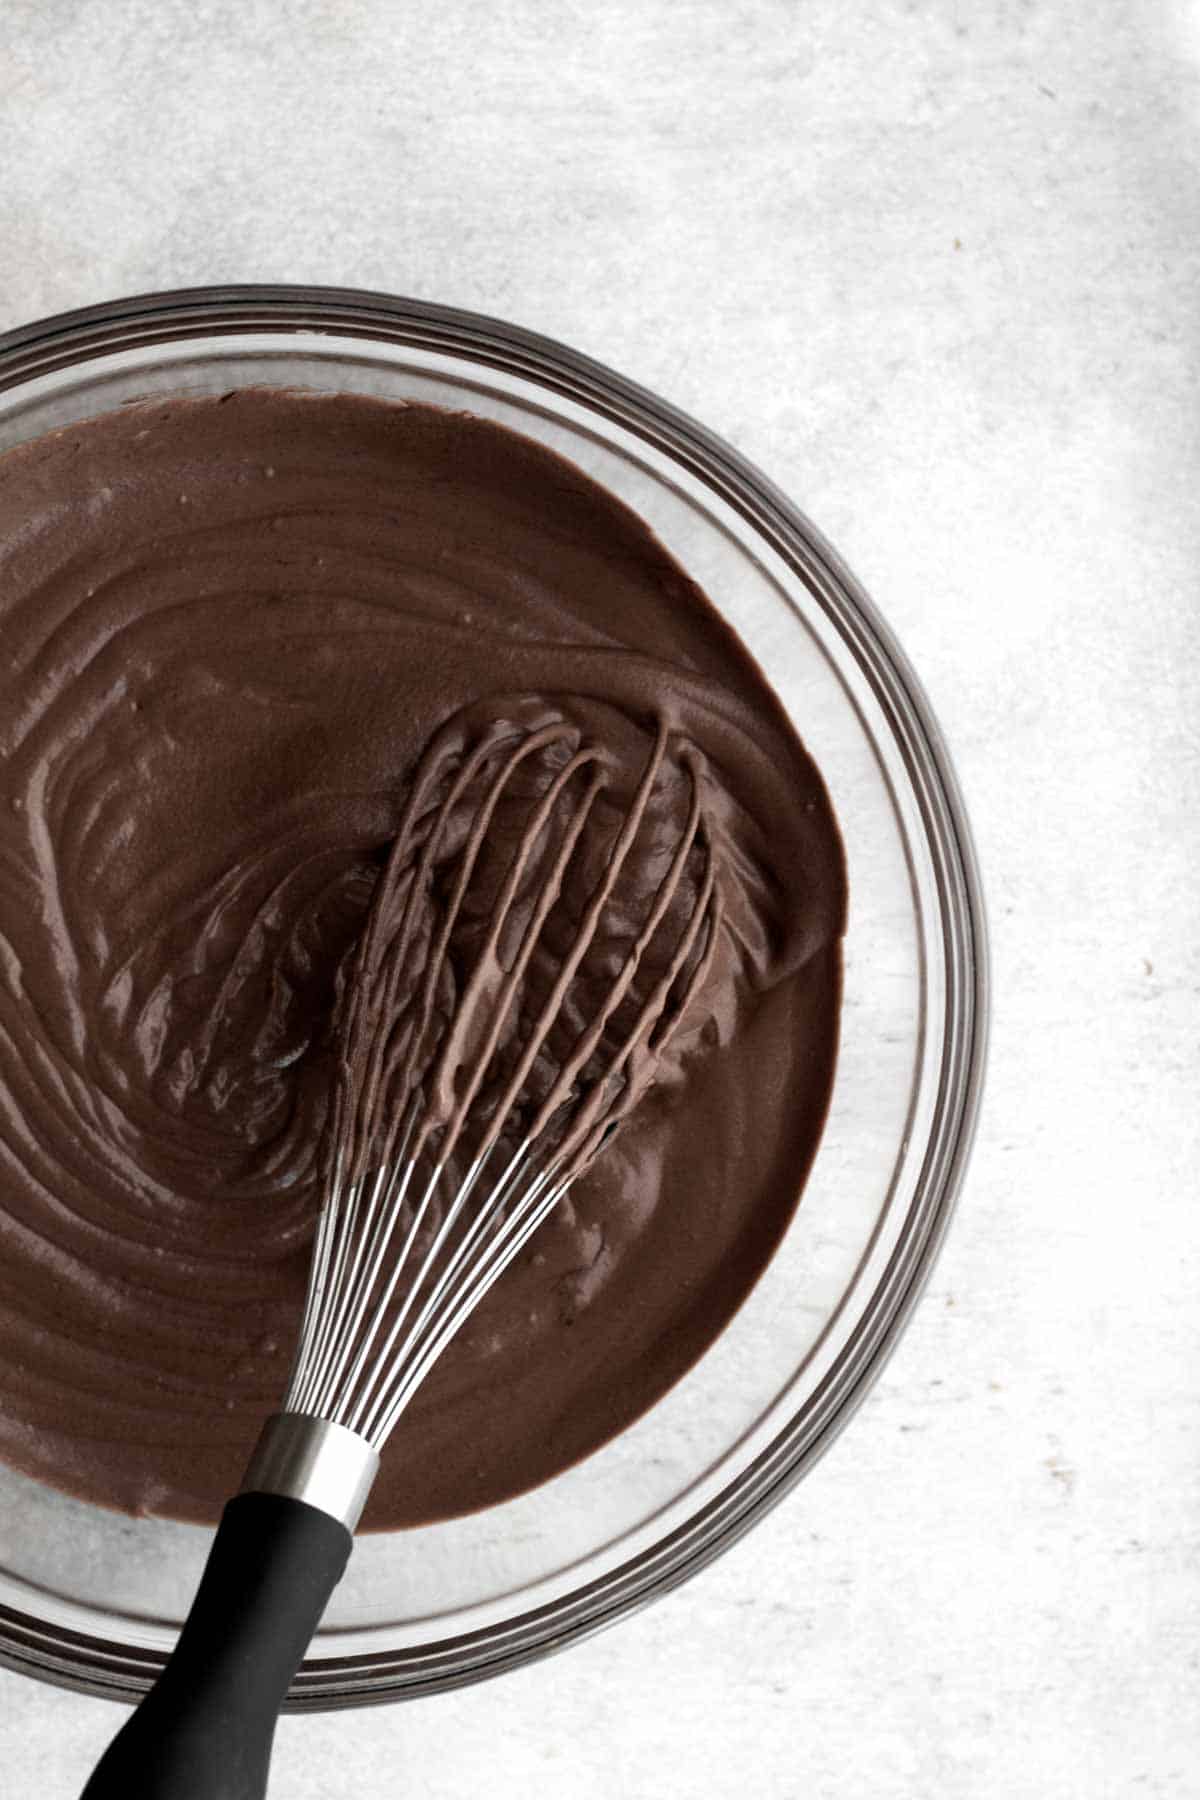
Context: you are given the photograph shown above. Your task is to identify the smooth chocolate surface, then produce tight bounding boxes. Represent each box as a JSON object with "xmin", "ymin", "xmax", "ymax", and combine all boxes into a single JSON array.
[{"xmin": 0, "ymin": 390, "xmax": 845, "ymax": 1529}]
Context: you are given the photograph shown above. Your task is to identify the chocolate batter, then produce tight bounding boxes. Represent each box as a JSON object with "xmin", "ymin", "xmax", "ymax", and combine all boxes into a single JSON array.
[{"xmin": 0, "ymin": 390, "xmax": 845, "ymax": 1529}]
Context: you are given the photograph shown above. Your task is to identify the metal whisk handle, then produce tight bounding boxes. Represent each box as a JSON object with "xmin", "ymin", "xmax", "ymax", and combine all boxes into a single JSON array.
[{"xmin": 81, "ymin": 1415, "xmax": 377, "ymax": 1800}]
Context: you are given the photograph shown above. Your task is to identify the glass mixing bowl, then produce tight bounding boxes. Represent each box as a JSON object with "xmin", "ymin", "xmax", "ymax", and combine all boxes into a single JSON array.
[{"xmin": 0, "ymin": 287, "xmax": 987, "ymax": 1706}]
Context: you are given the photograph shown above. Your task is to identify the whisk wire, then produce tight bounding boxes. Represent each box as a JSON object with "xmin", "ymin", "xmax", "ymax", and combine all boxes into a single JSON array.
[
  {"xmin": 318, "ymin": 748, "xmax": 604, "ymax": 1434},
  {"xmin": 288, "ymin": 728, "xmax": 573, "ymax": 1420},
  {"xmin": 283, "ymin": 719, "xmax": 719, "ymax": 1457},
  {"xmin": 304, "ymin": 1103, "xmax": 421, "ymax": 1419},
  {"xmin": 418, "ymin": 748, "xmax": 605, "ymax": 1157},
  {"xmin": 373, "ymin": 1155, "xmax": 573, "ymax": 1439},
  {"xmin": 354, "ymin": 1134, "xmax": 544, "ymax": 1441}
]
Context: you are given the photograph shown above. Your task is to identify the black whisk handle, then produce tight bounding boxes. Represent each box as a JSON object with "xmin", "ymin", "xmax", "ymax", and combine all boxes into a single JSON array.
[{"xmin": 81, "ymin": 1492, "xmax": 352, "ymax": 1800}]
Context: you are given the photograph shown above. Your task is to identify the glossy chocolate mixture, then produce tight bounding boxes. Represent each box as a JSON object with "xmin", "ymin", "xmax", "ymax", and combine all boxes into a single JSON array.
[{"xmin": 0, "ymin": 390, "xmax": 845, "ymax": 1529}]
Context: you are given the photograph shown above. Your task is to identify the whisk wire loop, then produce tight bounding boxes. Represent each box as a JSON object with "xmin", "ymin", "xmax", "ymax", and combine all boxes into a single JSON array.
[{"xmin": 282, "ymin": 720, "xmax": 719, "ymax": 1453}]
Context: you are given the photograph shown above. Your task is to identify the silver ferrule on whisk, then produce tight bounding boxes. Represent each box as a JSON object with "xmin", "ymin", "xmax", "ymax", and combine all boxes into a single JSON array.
[{"xmin": 239, "ymin": 1412, "xmax": 380, "ymax": 1532}]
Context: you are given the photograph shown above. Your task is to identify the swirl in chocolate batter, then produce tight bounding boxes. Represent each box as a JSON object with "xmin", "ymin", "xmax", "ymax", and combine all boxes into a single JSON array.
[{"xmin": 0, "ymin": 391, "xmax": 845, "ymax": 1528}]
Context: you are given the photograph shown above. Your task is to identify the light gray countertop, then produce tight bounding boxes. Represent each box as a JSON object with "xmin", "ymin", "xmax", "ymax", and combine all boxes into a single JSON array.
[{"xmin": 1, "ymin": 2, "xmax": 1197, "ymax": 1794}]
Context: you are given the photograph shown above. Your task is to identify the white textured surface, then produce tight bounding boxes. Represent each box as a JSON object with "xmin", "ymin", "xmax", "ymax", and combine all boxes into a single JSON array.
[{"xmin": 2, "ymin": 1, "xmax": 1199, "ymax": 1794}]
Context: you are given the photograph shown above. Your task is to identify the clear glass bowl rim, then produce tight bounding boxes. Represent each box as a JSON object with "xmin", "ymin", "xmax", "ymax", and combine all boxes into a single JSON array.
[{"xmin": 0, "ymin": 285, "xmax": 989, "ymax": 1707}]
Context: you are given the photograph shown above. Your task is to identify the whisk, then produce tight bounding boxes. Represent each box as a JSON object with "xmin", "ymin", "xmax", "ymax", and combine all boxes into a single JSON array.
[{"xmin": 83, "ymin": 712, "xmax": 720, "ymax": 1800}]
